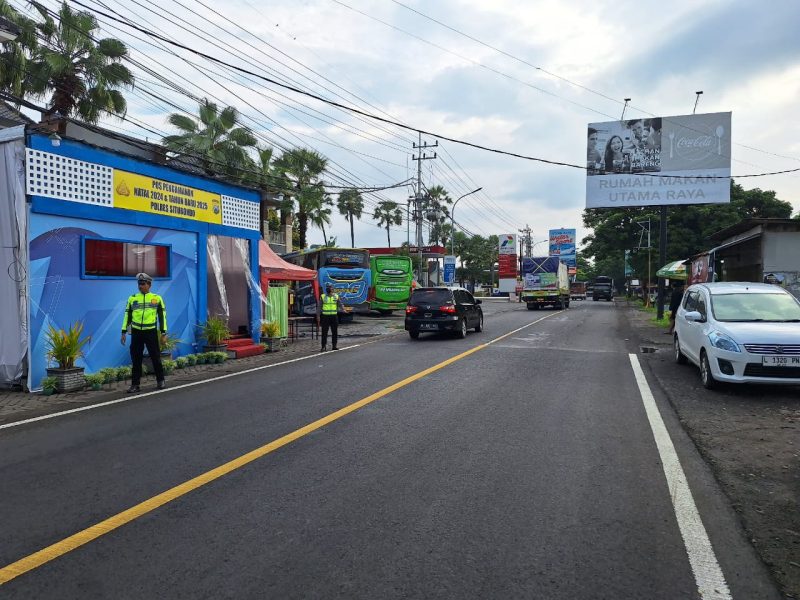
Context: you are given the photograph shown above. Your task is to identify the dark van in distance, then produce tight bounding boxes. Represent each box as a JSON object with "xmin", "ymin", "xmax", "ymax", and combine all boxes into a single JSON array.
[{"xmin": 593, "ymin": 276, "xmax": 614, "ymax": 301}]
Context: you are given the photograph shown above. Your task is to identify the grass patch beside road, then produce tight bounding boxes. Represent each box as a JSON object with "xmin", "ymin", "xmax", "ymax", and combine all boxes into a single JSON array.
[{"xmin": 632, "ymin": 298, "xmax": 670, "ymax": 328}]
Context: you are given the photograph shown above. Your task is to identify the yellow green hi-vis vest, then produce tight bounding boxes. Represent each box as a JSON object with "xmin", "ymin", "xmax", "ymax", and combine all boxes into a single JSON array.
[
  {"xmin": 321, "ymin": 293, "xmax": 339, "ymax": 315},
  {"xmin": 122, "ymin": 292, "xmax": 167, "ymax": 333}
]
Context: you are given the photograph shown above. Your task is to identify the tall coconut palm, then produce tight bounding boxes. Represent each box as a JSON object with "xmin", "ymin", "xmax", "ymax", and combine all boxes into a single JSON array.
[
  {"xmin": 307, "ymin": 184, "xmax": 334, "ymax": 246},
  {"xmin": 373, "ymin": 200, "xmax": 403, "ymax": 246},
  {"xmin": 274, "ymin": 148, "xmax": 328, "ymax": 249},
  {"xmin": 0, "ymin": 1, "xmax": 38, "ymax": 100},
  {"xmin": 22, "ymin": 2, "xmax": 134, "ymax": 122},
  {"xmin": 425, "ymin": 185, "xmax": 452, "ymax": 245},
  {"xmin": 162, "ymin": 99, "xmax": 257, "ymax": 182},
  {"xmin": 336, "ymin": 188, "xmax": 364, "ymax": 248}
]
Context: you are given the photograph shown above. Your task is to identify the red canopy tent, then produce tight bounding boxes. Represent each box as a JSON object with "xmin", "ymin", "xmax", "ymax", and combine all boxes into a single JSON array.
[{"xmin": 258, "ymin": 240, "xmax": 318, "ymax": 298}]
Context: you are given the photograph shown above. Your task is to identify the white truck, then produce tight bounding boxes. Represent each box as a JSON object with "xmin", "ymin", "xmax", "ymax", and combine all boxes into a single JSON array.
[{"xmin": 521, "ymin": 257, "xmax": 570, "ymax": 310}]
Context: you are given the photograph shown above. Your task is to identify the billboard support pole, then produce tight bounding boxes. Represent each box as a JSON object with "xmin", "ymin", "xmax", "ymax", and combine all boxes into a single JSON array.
[{"xmin": 656, "ymin": 205, "xmax": 667, "ymax": 319}]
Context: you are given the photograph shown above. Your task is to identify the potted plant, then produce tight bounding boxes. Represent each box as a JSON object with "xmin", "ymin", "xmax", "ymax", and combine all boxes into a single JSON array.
[
  {"xmin": 162, "ymin": 359, "xmax": 176, "ymax": 375},
  {"xmin": 99, "ymin": 367, "xmax": 117, "ymax": 386},
  {"xmin": 260, "ymin": 320, "xmax": 282, "ymax": 352},
  {"xmin": 41, "ymin": 376, "xmax": 58, "ymax": 396},
  {"xmin": 45, "ymin": 321, "xmax": 91, "ymax": 392},
  {"xmin": 144, "ymin": 332, "xmax": 180, "ymax": 373},
  {"xmin": 200, "ymin": 316, "xmax": 229, "ymax": 352},
  {"xmin": 185, "ymin": 354, "xmax": 197, "ymax": 367},
  {"xmin": 176, "ymin": 357, "xmax": 188, "ymax": 369},
  {"xmin": 115, "ymin": 366, "xmax": 132, "ymax": 382},
  {"xmin": 84, "ymin": 373, "xmax": 105, "ymax": 391}
]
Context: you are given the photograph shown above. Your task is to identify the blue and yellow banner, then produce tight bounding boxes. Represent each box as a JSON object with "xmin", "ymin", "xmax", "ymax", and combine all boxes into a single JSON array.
[{"xmin": 113, "ymin": 170, "xmax": 222, "ymax": 224}]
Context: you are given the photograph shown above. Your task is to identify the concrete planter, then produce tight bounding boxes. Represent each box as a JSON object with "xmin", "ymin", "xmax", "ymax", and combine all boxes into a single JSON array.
[
  {"xmin": 46, "ymin": 367, "xmax": 85, "ymax": 393},
  {"xmin": 260, "ymin": 337, "xmax": 281, "ymax": 352}
]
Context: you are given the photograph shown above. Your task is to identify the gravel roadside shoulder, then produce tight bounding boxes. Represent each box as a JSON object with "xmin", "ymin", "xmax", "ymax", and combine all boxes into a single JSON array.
[{"xmin": 622, "ymin": 299, "xmax": 800, "ymax": 599}]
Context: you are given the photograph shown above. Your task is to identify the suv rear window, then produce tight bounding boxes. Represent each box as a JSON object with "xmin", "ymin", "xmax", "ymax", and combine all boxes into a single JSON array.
[{"xmin": 410, "ymin": 289, "xmax": 453, "ymax": 305}]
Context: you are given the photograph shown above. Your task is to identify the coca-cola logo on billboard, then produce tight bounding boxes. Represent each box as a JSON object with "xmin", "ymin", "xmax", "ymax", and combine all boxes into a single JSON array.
[{"xmin": 673, "ymin": 122, "xmax": 725, "ymax": 162}]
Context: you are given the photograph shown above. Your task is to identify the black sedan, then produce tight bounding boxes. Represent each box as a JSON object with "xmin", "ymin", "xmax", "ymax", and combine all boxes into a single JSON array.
[{"xmin": 405, "ymin": 287, "xmax": 483, "ymax": 339}]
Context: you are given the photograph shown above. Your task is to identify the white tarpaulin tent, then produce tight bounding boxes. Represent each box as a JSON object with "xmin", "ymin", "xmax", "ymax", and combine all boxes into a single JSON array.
[{"xmin": 0, "ymin": 126, "xmax": 29, "ymax": 387}]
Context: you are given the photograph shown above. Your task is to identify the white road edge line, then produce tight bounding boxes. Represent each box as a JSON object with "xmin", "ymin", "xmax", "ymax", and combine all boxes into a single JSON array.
[
  {"xmin": 0, "ymin": 343, "xmax": 367, "ymax": 432},
  {"xmin": 628, "ymin": 354, "xmax": 732, "ymax": 600}
]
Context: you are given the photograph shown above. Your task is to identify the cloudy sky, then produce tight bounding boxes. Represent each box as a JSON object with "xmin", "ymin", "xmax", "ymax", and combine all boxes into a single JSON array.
[{"xmin": 15, "ymin": 0, "xmax": 800, "ymax": 252}]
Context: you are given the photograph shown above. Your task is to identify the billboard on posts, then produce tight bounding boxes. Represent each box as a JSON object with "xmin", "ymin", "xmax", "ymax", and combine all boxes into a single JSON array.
[
  {"xmin": 549, "ymin": 228, "xmax": 576, "ymax": 268},
  {"xmin": 585, "ymin": 112, "xmax": 731, "ymax": 208}
]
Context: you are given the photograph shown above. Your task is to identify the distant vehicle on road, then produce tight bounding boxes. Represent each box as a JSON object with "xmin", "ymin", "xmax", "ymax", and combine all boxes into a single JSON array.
[
  {"xmin": 405, "ymin": 287, "xmax": 483, "ymax": 339},
  {"xmin": 674, "ymin": 282, "xmax": 800, "ymax": 389},
  {"xmin": 369, "ymin": 254, "xmax": 413, "ymax": 315},
  {"xmin": 521, "ymin": 257, "xmax": 570, "ymax": 310},
  {"xmin": 283, "ymin": 248, "xmax": 371, "ymax": 318},
  {"xmin": 592, "ymin": 276, "xmax": 614, "ymax": 301},
  {"xmin": 570, "ymin": 281, "xmax": 587, "ymax": 300}
]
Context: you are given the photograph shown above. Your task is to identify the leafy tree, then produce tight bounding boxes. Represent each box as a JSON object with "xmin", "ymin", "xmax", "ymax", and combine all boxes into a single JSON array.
[
  {"xmin": 336, "ymin": 188, "xmax": 364, "ymax": 248},
  {"xmin": 274, "ymin": 148, "xmax": 328, "ymax": 249},
  {"xmin": 8, "ymin": 2, "xmax": 134, "ymax": 123},
  {"xmin": 372, "ymin": 200, "xmax": 403, "ymax": 246},
  {"xmin": 163, "ymin": 99, "xmax": 257, "ymax": 182}
]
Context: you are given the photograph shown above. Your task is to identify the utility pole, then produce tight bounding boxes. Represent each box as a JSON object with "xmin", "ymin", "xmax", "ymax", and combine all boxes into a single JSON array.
[
  {"xmin": 518, "ymin": 224, "xmax": 533, "ymax": 279},
  {"xmin": 412, "ymin": 132, "xmax": 437, "ymax": 286}
]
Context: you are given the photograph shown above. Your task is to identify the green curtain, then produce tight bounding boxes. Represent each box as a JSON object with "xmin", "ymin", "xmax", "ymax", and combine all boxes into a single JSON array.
[{"xmin": 266, "ymin": 285, "xmax": 289, "ymax": 338}]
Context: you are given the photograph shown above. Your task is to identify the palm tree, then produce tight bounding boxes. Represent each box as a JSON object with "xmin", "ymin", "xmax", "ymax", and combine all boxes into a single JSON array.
[
  {"xmin": 274, "ymin": 148, "xmax": 328, "ymax": 249},
  {"xmin": 373, "ymin": 200, "xmax": 403, "ymax": 246},
  {"xmin": 336, "ymin": 188, "xmax": 364, "ymax": 248},
  {"xmin": 22, "ymin": 2, "xmax": 134, "ymax": 123},
  {"xmin": 425, "ymin": 185, "xmax": 452, "ymax": 245},
  {"xmin": 0, "ymin": 1, "xmax": 38, "ymax": 100},
  {"xmin": 307, "ymin": 184, "xmax": 333, "ymax": 246},
  {"xmin": 163, "ymin": 99, "xmax": 257, "ymax": 182}
]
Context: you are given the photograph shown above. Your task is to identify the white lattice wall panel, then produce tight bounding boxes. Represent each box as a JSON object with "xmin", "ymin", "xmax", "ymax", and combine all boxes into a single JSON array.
[
  {"xmin": 26, "ymin": 149, "xmax": 113, "ymax": 206},
  {"xmin": 221, "ymin": 195, "xmax": 259, "ymax": 230}
]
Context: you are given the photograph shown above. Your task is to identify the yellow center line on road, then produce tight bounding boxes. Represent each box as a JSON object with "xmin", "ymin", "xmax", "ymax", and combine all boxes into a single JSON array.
[{"xmin": 0, "ymin": 311, "xmax": 560, "ymax": 586}]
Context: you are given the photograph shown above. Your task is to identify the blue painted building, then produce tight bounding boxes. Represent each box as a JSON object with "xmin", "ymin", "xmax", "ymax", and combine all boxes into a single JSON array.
[{"xmin": 0, "ymin": 125, "xmax": 271, "ymax": 391}]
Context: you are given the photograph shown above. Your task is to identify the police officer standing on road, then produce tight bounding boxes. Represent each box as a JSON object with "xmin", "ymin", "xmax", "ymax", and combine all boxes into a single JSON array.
[
  {"xmin": 318, "ymin": 282, "xmax": 344, "ymax": 352},
  {"xmin": 121, "ymin": 273, "xmax": 168, "ymax": 392}
]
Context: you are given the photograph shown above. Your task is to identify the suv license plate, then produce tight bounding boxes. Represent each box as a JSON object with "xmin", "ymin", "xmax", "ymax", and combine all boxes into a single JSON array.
[
  {"xmin": 419, "ymin": 324, "xmax": 438, "ymax": 330},
  {"xmin": 762, "ymin": 355, "xmax": 800, "ymax": 367}
]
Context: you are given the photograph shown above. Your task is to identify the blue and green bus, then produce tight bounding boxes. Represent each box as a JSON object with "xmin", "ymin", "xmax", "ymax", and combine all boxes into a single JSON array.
[
  {"xmin": 283, "ymin": 247, "xmax": 371, "ymax": 317},
  {"xmin": 369, "ymin": 254, "xmax": 413, "ymax": 314}
]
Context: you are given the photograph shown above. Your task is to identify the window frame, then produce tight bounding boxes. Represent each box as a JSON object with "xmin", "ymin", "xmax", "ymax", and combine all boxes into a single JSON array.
[{"xmin": 80, "ymin": 235, "xmax": 172, "ymax": 281}]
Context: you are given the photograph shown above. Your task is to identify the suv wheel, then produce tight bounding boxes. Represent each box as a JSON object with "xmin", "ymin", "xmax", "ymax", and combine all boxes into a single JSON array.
[
  {"xmin": 458, "ymin": 318, "xmax": 468, "ymax": 339},
  {"xmin": 700, "ymin": 350, "xmax": 717, "ymax": 390},
  {"xmin": 674, "ymin": 335, "xmax": 688, "ymax": 365},
  {"xmin": 475, "ymin": 314, "xmax": 483, "ymax": 332}
]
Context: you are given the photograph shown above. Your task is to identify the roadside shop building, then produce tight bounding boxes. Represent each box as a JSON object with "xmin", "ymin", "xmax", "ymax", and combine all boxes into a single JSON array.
[
  {"xmin": 0, "ymin": 125, "xmax": 274, "ymax": 390},
  {"xmin": 688, "ymin": 218, "xmax": 800, "ymax": 299}
]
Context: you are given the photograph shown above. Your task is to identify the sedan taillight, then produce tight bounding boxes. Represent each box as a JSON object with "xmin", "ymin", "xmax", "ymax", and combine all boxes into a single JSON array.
[
  {"xmin": 439, "ymin": 304, "xmax": 457, "ymax": 314},
  {"xmin": 405, "ymin": 305, "xmax": 418, "ymax": 314}
]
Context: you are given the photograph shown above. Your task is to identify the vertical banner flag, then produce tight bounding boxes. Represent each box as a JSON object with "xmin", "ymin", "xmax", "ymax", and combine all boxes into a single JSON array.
[
  {"xmin": 444, "ymin": 255, "xmax": 456, "ymax": 284},
  {"xmin": 586, "ymin": 112, "xmax": 731, "ymax": 208},
  {"xmin": 498, "ymin": 234, "xmax": 517, "ymax": 278},
  {"xmin": 549, "ymin": 228, "xmax": 576, "ymax": 268}
]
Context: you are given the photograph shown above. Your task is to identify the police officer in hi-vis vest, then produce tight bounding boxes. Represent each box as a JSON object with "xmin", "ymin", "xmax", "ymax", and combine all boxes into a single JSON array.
[
  {"xmin": 318, "ymin": 282, "xmax": 344, "ymax": 352},
  {"xmin": 121, "ymin": 272, "xmax": 168, "ymax": 392}
]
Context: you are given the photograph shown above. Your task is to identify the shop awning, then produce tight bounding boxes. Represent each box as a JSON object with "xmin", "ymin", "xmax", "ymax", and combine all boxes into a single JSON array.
[
  {"xmin": 258, "ymin": 239, "xmax": 316, "ymax": 281},
  {"xmin": 656, "ymin": 260, "xmax": 688, "ymax": 280}
]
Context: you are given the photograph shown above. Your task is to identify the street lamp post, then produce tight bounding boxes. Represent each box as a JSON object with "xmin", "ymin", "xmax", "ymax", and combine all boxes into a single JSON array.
[{"xmin": 450, "ymin": 187, "xmax": 483, "ymax": 255}]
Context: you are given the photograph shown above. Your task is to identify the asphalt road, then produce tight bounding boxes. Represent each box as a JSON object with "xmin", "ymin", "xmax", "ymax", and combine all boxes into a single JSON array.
[{"xmin": 0, "ymin": 300, "xmax": 784, "ymax": 599}]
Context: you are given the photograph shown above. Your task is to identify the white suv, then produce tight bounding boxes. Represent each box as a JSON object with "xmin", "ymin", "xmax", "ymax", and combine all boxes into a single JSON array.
[{"xmin": 674, "ymin": 282, "xmax": 800, "ymax": 389}]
